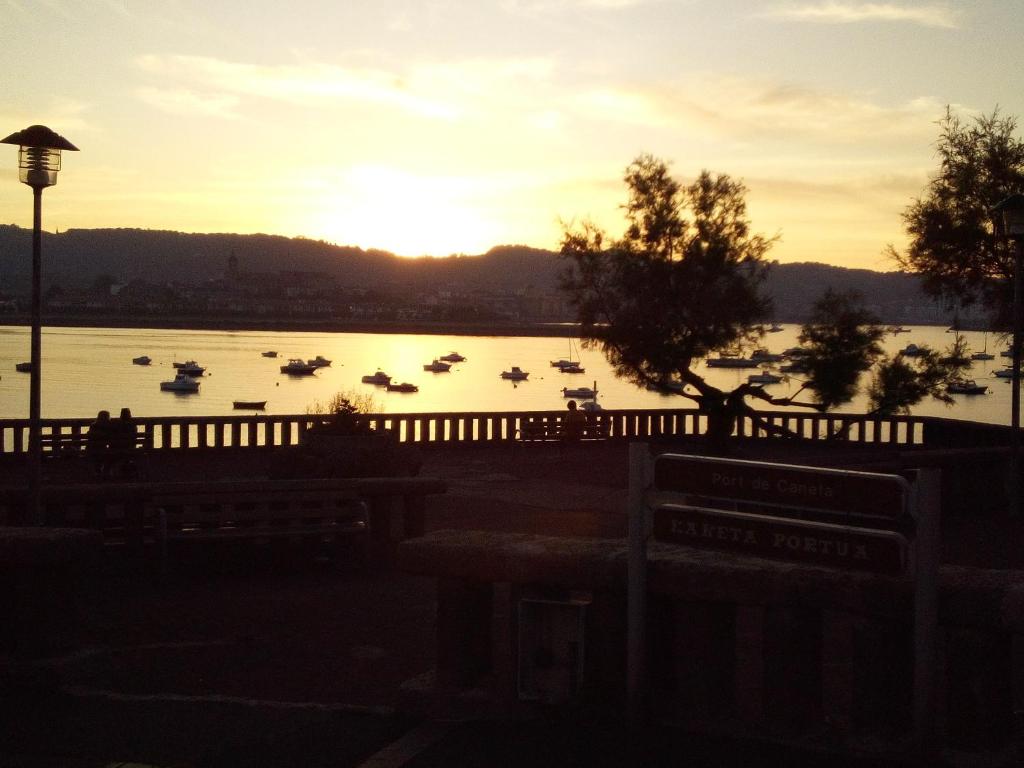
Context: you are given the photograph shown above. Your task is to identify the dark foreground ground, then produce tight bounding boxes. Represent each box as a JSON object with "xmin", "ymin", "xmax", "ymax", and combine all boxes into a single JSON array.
[{"xmin": 2, "ymin": 441, "xmax": 1021, "ymax": 767}]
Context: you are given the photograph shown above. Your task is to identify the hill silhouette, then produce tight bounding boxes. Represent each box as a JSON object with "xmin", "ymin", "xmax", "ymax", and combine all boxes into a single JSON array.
[{"xmin": 0, "ymin": 225, "xmax": 951, "ymax": 323}]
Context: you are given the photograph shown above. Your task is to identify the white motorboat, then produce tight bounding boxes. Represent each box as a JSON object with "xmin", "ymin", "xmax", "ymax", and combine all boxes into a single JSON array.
[
  {"xmin": 132, "ymin": 355, "xmax": 151, "ymax": 366},
  {"xmin": 308, "ymin": 355, "xmax": 332, "ymax": 368},
  {"xmin": 386, "ymin": 382, "xmax": 418, "ymax": 393},
  {"xmin": 440, "ymin": 352, "xmax": 466, "ymax": 362},
  {"xmin": 173, "ymin": 360, "xmax": 205, "ymax": 376},
  {"xmin": 706, "ymin": 357, "xmax": 759, "ymax": 369},
  {"xmin": 562, "ymin": 384, "xmax": 597, "ymax": 399},
  {"xmin": 361, "ymin": 370, "xmax": 392, "ymax": 385},
  {"xmin": 280, "ymin": 358, "xmax": 317, "ymax": 375},
  {"xmin": 423, "ymin": 359, "xmax": 452, "ymax": 372},
  {"xmin": 160, "ymin": 373, "xmax": 200, "ymax": 393},
  {"xmin": 500, "ymin": 366, "xmax": 529, "ymax": 381},
  {"xmin": 946, "ymin": 379, "xmax": 988, "ymax": 395},
  {"xmin": 780, "ymin": 360, "xmax": 809, "ymax": 373}
]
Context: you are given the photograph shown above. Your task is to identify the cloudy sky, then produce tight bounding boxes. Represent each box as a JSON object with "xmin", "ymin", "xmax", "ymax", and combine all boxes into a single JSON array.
[{"xmin": 1, "ymin": 1, "xmax": 1021, "ymax": 269}]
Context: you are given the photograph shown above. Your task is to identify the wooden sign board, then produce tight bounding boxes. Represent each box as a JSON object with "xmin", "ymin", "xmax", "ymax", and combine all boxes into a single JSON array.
[
  {"xmin": 653, "ymin": 454, "xmax": 909, "ymax": 520},
  {"xmin": 653, "ymin": 504, "xmax": 909, "ymax": 575}
]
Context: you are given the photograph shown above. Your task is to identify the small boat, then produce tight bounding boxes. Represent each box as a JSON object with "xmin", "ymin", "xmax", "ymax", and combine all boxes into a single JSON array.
[
  {"xmin": 280, "ymin": 358, "xmax": 317, "ymax": 375},
  {"xmin": 747, "ymin": 372, "xmax": 783, "ymax": 384},
  {"xmin": 132, "ymin": 355, "xmax": 151, "ymax": 366},
  {"xmin": 361, "ymin": 370, "xmax": 392, "ymax": 385},
  {"xmin": 550, "ymin": 359, "xmax": 573, "ymax": 368},
  {"xmin": 233, "ymin": 400, "xmax": 267, "ymax": 409},
  {"xmin": 261, "ymin": 351, "xmax": 278, "ymax": 358},
  {"xmin": 440, "ymin": 352, "xmax": 465, "ymax": 362},
  {"xmin": 779, "ymin": 360, "xmax": 809, "ymax": 373},
  {"xmin": 706, "ymin": 357, "xmax": 759, "ymax": 369},
  {"xmin": 898, "ymin": 344, "xmax": 926, "ymax": 358},
  {"xmin": 559, "ymin": 363, "xmax": 585, "ymax": 374},
  {"xmin": 423, "ymin": 359, "xmax": 452, "ymax": 372},
  {"xmin": 946, "ymin": 379, "xmax": 988, "ymax": 395},
  {"xmin": 1001, "ymin": 349, "xmax": 1013, "ymax": 358},
  {"xmin": 500, "ymin": 366, "xmax": 529, "ymax": 381},
  {"xmin": 767, "ymin": 323, "xmax": 784, "ymax": 333},
  {"xmin": 14, "ymin": 361, "xmax": 32, "ymax": 373},
  {"xmin": 308, "ymin": 355, "xmax": 332, "ymax": 368},
  {"xmin": 887, "ymin": 326, "xmax": 911, "ymax": 334},
  {"xmin": 562, "ymin": 384, "xmax": 597, "ymax": 399},
  {"xmin": 994, "ymin": 368, "xmax": 1017, "ymax": 378},
  {"xmin": 972, "ymin": 334, "xmax": 993, "ymax": 361},
  {"xmin": 386, "ymin": 382, "xmax": 418, "ymax": 393},
  {"xmin": 750, "ymin": 349, "xmax": 785, "ymax": 363},
  {"xmin": 173, "ymin": 360, "xmax": 205, "ymax": 376},
  {"xmin": 160, "ymin": 373, "xmax": 200, "ymax": 393}
]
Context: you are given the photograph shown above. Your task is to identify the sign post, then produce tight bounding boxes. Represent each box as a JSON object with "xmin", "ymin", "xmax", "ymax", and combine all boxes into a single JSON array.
[{"xmin": 628, "ymin": 452, "xmax": 939, "ymax": 746}]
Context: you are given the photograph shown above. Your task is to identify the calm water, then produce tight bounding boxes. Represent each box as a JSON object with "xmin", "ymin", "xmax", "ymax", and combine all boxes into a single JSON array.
[{"xmin": 0, "ymin": 324, "xmax": 1015, "ymax": 425}]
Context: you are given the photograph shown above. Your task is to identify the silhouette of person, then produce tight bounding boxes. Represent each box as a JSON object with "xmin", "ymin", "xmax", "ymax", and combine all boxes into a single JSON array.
[
  {"xmin": 111, "ymin": 407, "xmax": 139, "ymax": 478},
  {"xmin": 86, "ymin": 410, "xmax": 113, "ymax": 478},
  {"xmin": 563, "ymin": 400, "xmax": 587, "ymax": 441}
]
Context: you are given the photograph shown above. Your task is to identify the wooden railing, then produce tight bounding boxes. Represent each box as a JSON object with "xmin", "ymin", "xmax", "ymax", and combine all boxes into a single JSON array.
[{"xmin": 0, "ymin": 409, "xmax": 941, "ymax": 454}]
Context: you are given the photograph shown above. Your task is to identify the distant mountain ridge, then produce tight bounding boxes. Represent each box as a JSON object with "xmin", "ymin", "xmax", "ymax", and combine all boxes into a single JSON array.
[{"xmin": 0, "ymin": 225, "xmax": 953, "ymax": 323}]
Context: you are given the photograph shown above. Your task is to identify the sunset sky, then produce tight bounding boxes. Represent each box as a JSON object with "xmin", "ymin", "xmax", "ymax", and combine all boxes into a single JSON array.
[{"xmin": 1, "ymin": 1, "xmax": 1022, "ymax": 270}]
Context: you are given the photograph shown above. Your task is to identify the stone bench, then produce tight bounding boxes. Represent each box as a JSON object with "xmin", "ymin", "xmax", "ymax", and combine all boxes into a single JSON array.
[{"xmin": 399, "ymin": 529, "xmax": 1024, "ymax": 759}]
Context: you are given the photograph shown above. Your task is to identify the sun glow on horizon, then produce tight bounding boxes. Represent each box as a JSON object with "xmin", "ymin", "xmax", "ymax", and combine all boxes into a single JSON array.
[{"xmin": 307, "ymin": 165, "xmax": 513, "ymax": 257}]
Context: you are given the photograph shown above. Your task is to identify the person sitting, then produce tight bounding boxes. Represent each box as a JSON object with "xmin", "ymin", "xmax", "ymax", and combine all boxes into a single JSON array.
[
  {"xmin": 562, "ymin": 400, "xmax": 587, "ymax": 441},
  {"xmin": 86, "ymin": 410, "xmax": 113, "ymax": 478},
  {"xmin": 110, "ymin": 407, "xmax": 140, "ymax": 478}
]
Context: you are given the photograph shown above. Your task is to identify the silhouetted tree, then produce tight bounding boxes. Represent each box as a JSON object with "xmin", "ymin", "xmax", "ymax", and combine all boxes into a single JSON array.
[
  {"xmin": 799, "ymin": 289, "xmax": 966, "ymax": 417},
  {"xmin": 561, "ymin": 156, "xmax": 968, "ymax": 446},
  {"xmin": 890, "ymin": 107, "xmax": 1024, "ymax": 328}
]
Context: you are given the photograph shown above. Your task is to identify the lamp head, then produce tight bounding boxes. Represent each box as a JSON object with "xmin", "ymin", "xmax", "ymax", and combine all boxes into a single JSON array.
[
  {"xmin": 993, "ymin": 193, "xmax": 1024, "ymax": 239},
  {"xmin": 1, "ymin": 125, "xmax": 78, "ymax": 189}
]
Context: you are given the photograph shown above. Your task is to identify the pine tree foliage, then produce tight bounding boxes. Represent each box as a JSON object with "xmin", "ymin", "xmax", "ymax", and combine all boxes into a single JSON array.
[{"xmin": 892, "ymin": 107, "xmax": 1024, "ymax": 327}]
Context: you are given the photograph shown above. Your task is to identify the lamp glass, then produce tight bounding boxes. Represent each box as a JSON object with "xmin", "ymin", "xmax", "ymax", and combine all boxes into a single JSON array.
[{"xmin": 18, "ymin": 145, "xmax": 61, "ymax": 188}]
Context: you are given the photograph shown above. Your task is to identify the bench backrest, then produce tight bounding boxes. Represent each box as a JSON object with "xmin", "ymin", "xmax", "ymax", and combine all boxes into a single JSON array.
[
  {"xmin": 153, "ymin": 489, "xmax": 369, "ymax": 530},
  {"xmin": 40, "ymin": 431, "xmax": 152, "ymax": 451}
]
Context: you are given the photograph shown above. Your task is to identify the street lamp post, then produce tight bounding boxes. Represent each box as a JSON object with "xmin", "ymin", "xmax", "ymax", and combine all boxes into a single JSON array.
[
  {"xmin": 1, "ymin": 125, "xmax": 78, "ymax": 525},
  {"xmin": 994, "ymin": 193, "xmax": 1024, "ymax": 516}
]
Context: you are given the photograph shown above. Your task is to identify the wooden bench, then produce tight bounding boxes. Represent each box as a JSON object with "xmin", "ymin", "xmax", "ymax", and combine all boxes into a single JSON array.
[
  {"xmin": 516, "ymin": 418, "xmax": 608, "ymax": 443},
  {"xmin": 0, "ymin": 476, "xmax": 446, "ymax": 571},
  {"xmin": 151, "ymin": 482, "xmax": 370, "ymax": 574}
]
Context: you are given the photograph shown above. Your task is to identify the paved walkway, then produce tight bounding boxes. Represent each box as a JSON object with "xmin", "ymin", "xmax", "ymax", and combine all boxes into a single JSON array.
[{"xmin": 0, "ymin": 440, "xmax": 1019, "ymax": 765}]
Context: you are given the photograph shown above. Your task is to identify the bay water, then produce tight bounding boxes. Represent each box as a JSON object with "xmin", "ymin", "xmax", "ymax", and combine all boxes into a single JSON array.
[{"xmin": 0, "ymin": 324, "xmax": 1014, "ymax": 425}]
